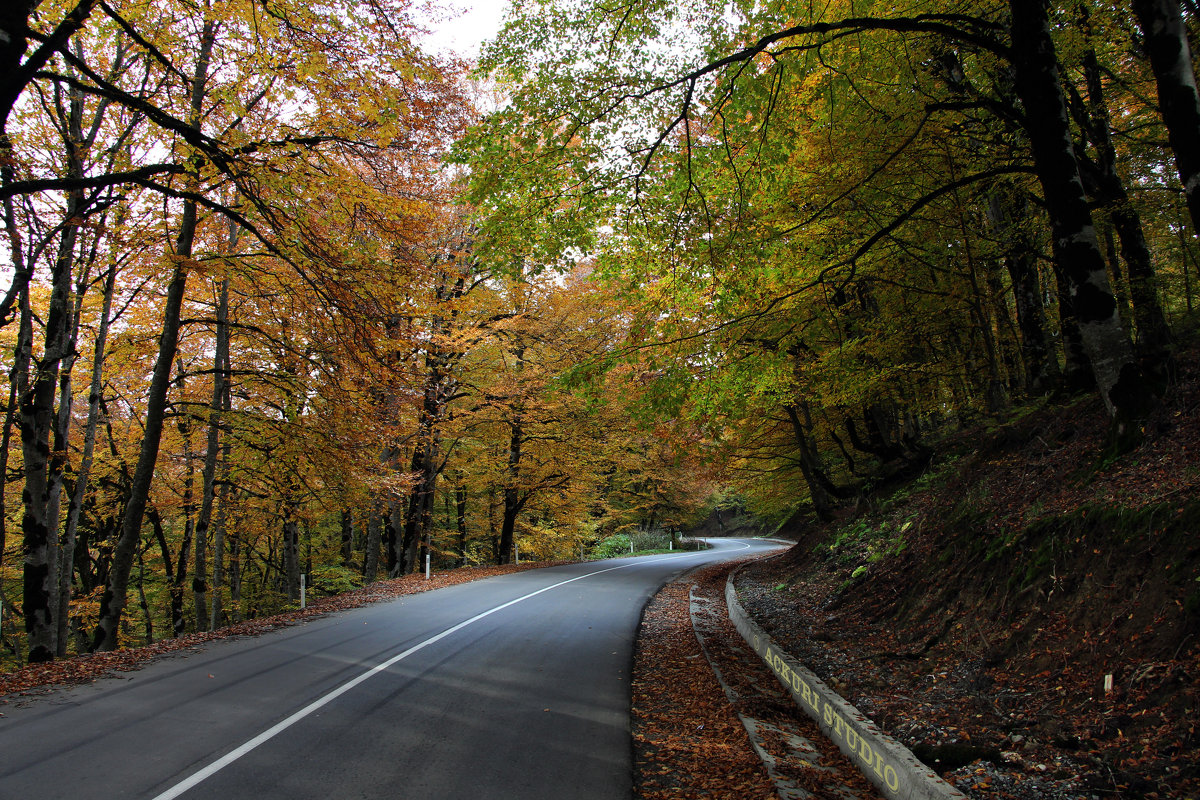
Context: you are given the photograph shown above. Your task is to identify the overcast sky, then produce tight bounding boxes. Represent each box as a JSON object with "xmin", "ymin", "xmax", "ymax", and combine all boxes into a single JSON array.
[{"xmin": 419, "ymin": 1, "xmax": 511, "ymax": 58}]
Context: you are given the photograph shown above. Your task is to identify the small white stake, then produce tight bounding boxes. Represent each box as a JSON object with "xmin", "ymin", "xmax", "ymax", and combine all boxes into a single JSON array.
[
  {"xmin": 425, "ymin": 554, "xmax": 431, "ymax": 580},
  {"xmin": 300, "ymin": 574, "xmax": 306, "ymax": 610},
  {"xmin": 1104, "ymin": 674, "xmax": 1114, "ymax": 694}
]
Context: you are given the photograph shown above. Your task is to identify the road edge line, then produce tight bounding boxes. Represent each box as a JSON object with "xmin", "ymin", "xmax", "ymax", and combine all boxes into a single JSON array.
[{"xmin": 724, "ymin": 569, "xmax": 967, "ymax": 800}]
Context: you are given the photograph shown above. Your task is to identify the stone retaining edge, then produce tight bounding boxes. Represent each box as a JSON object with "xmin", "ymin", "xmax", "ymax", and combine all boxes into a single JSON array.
[{"xmin": 724, "ymin": 571, "xmax": 966, "ymax": 800}]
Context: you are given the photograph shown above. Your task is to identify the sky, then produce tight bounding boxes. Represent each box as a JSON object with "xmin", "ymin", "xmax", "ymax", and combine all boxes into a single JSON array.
[{"xmin": 419, "ymin": 1, "xmax": 511, "ymax": 58}]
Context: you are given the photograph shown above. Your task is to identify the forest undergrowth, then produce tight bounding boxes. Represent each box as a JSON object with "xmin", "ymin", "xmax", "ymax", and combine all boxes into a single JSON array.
[{"xmin": 736, "ymin": 340, "xmax": 1200, "ymax": 798}]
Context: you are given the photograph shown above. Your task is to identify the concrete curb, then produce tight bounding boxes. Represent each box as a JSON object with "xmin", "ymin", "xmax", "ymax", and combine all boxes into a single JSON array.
[{"xmin": 725, "ymin": 572, "xmax": 967, "ymax": 800}]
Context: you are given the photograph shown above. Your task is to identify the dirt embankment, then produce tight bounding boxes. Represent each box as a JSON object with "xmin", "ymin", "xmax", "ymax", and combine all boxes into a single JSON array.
[{"xmin": 737, "ymin": 349, "xmax": 1200, "ymax": 798}]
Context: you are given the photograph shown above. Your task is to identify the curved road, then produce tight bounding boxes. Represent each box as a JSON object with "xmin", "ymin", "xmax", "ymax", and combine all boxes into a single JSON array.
[{"xmin": 0, "ymin": 538, "xmax": 783, "ymax": 800}]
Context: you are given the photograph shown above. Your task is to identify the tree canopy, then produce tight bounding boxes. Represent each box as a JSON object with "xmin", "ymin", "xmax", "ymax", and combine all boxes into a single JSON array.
[{"xmin": 1, "ymin": 0, "xmax": 1198, "ymax": 664}]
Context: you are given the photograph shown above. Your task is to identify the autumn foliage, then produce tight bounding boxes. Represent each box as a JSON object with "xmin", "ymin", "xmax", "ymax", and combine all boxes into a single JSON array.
[{"xmin": 0, "ymin": 0, "xmax": 718, "ymax": 664}]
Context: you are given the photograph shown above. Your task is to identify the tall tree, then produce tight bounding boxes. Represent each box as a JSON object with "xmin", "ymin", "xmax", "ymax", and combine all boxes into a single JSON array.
[
  {"xmin": 92, "ymin": 17, "xmax": 216, "ymax": 651},
  {"xmin": 1132, "ymin": 0, "xmax": 1200, "ymax": 234},
  {"xmin": 1009, "ymin": 0, "xmax": 1152, "ymax": 444}
]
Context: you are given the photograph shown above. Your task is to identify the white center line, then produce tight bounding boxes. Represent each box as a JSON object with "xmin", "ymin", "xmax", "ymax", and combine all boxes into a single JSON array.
[{"xmin": 150, "ymin": 548, "xmax": 735, "ymax": 800}]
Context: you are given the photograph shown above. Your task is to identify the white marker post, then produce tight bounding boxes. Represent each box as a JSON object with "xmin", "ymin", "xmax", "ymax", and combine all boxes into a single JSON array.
[
  {"xmin": 425, "ymin": 554, "xmax": 430, "ymax": 580},
  {"xmin": 515, "ymin": 543, "xmax": 519, "ymax": 564},
  {"xmin": 300, "ymin": 574, "xmax": 306, "ymax": 610}
]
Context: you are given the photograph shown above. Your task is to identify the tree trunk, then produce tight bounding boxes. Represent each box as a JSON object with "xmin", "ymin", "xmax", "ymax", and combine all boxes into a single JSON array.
[
  {"xmin": 174, "ymin": 379, "xmax": 196, "ymax": 638},
  {"xmin": 987, "ymin": 189, "xmax": 1059, "ymax": 394},
  {"xmin": 1051, "ymin": 265, "xmax": 1094, "ymax": 393},
  {"xmin": 340, "ymin": 509, "xmax": 354, "ymax": 567},
  {"xmin": 0, "ymin": 1, "xmax": 39, "ymax": 128},
  {"xmin": 19, "ymin": 189, "xmax": 82, "ymax": 662},
  {"xmin": 134, "ymin": 543, "xmax": 152, "ymax": 645},
  {"xmin": 91, "ymin": 21, "xmax": 215, "ymax": 651},
  {"xmin": 1080, "ymin": 44, "xmax": 1172, "ymax": 363},
  {"xmin": 381, "ymin": 506, "xmax": 395, "ymax": 576},
  {"xmin": 455, "ymin": 482, "xmax": 468, "ymax": 567},
  {"xmin": 208, "ymin": 482, "xmax": 230, "ymax": 629},
  {"xmin": 783, "ymin": 404, "xmax": 839, "ymax": 522},
  {"xmin": 1, "ymin": 285, "xmax": 32, "ymax": 598},
  {"xmin": 0, "ymin": 1, "xmax": 99, "ymax": 135},
  {"xmin": 391, "ymin": 496, "xmax": 408, "ymax": 576},
  {"xmin": 396, "ymin": 269, "xmax": 464, "ymax": 575},
  {"xmin": 209, "ymin": 334, "xmax": 232, "ymax": 630},
  {"xmin": 364, "ymin": 502, "xmax": 381, "ymax": 582},
  {"xmin": 283, "ymin": 514, "xmax": 301, "ymax": 604},
  {"xmin": 498, "ymin": 416, "xmax": 524, "ymax": 566},
  {"xmin": 193, "ymin": 273, "xmax": 230, "ymax": 631},
  {"xmin": 499, "ymin": 488, "xmax": 520, "ymax": 566},
  {"xmin": 227, "ymin": 514, "xmax": 242, "ymax": 623},
  {"xmin": 1010, "ymin": 0, "xmax": 1154, "ymax": 446},
  {"xmin": 953, "ymin": 176, "xmax": 1010, "ymax": 413},
  {"xmin": 488, "ymin": 485, "xmax": 499, "ymax": 564},
  {"xmin": 1132, "ymin": 0, "xmax": 1200, "ymax": 234},
  {"xmin": 149, "ymin": 507, "xmax": 186, "ymax": 639},
  {"xmin": 56, "ymin": 261, "xmax": 115, "ymax": 655},
  {"xmin": 1101, "ymin": 224, "xmax": 1133, "ymax": 333}
]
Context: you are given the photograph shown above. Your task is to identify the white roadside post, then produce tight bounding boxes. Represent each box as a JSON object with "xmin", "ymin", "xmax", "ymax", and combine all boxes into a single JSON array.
[
  {"xmin": 300, "ymin": 574, "xmax": 306, "ymax": 610},
  {"xmin": 425, "ymin": 554, "xmax": 431, "ymax": 580},
  {"xmin": 515, "ymin": 543, "xmax": 519, "ymax": 564}
]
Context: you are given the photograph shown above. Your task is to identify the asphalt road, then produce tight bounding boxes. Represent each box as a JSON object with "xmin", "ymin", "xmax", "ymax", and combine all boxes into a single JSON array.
[{"xmin": 0, "ymin": 538, "xmax": 783, "ymax": 800}]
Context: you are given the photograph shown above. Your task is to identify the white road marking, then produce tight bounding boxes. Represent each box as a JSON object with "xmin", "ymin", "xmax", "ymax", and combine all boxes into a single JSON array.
[{"xmin": 150, "ymin": 545, "xmax": 750, "ymax": 799}]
